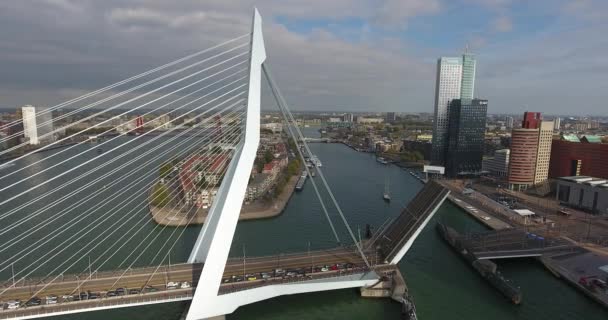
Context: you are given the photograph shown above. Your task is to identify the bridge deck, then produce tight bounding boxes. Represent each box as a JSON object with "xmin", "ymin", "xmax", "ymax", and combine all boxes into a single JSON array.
[
  {"xmin": 0, "ymin": 181, "xmax": 451, "ymax": 319},
  {"xmin": 0, "ymin": 246, "xmax": 372, "ymax": 319}
]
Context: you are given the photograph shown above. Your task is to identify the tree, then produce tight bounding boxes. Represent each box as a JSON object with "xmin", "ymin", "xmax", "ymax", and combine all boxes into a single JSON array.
[
  {"xmin": 287, "ymin": 138, "xmax": 296, "ymax": 151},
  {"xmin": 151, "ymin": 183, "xmax": 171, "ymax": 207},
  {"xmin": 287, "ymin": 159, "xmax": 301, "ymax": 176},
  {"xmin": 196, "ymin": 175, "xmax": 207, "ymax": 188},
  {"xmin": 159, "ymin": 163, "xmax": 173, "ymax": 178},
  {"xmin": 264, "ymin": 150, "xmax": 273, "ymax": 164}
]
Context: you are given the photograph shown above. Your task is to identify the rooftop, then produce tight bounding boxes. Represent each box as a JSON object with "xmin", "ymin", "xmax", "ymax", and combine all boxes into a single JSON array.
[
  {"xmin": 559, "ymin": 176, "xmax": 608, "ymax": 189},
  {"xmin": 581, "ymin": 135, "xmax": 603, "ymax": 143}
]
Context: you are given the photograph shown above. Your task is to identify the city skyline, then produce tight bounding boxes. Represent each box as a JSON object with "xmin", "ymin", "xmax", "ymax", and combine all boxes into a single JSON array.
[{"xmin": 0, "ymin": 1, "xmax": 606, "ymax": 115}]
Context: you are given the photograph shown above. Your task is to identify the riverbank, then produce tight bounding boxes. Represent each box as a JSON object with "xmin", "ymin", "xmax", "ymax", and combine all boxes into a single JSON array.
[
  {"xmin": 149, "ymin": 175, "xmax": 299, "ymax": 226},
  {"xmin": 437, "ymin": 179, "xmax": 608, "ymax": 310},
  {"xmin": 0, "ymin": 141, "xmax": 77, "ymax": 163}
]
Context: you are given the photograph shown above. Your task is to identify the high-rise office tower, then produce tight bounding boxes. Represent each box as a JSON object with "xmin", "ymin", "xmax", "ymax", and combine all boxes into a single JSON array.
[
  {"xmin": 553, "ymin": 117, "xmax": 561, "ymax": 131},
  {"xmin": 534, "ymin": 121, "xmax": 553, "ymax": 185},
  {"xmin": 444, "ymin": 99, "xmax": 487, "ymax": 177},
  {"xmin": 505, "ymin": 116, "xmax": 514, "ymax": 129},
  {"xmin": 342, "ymin": 113, "xmax": 354, "ymax": 123},
  {"xmin": 431, "ymin": 53, "xmax": 476, "ymax": 166}
]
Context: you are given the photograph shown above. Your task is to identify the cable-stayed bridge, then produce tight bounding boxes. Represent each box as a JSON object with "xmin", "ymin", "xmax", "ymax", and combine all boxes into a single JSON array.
[{"xmin": 0, "ymin": 9, "xmax": 449, "ymax": 320}]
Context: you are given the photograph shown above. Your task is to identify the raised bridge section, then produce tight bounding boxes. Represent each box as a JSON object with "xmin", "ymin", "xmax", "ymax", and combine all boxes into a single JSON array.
[{"xmin": 375, "ymin": 180, "xmax": 450, "ymax": 264}]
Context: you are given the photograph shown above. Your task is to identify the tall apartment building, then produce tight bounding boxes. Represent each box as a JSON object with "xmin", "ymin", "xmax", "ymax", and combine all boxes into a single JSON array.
[
  {"xmin": 507, "ymin": 112, "xmax": 553, "ymax": 190},
  {"xmin": 21, "ymin": 106, "xmax": 39, "ymax": 145},
  {"xmin": 21, "ymin": 105, "xmax": 54, "ymax": 145},
  {"xmin": 444, "ymin": 99, "xmax": 487, "ymax": 177},
  {"xmin": 431, "ymin": 53, "xmax": 476, "ymax": 166}
]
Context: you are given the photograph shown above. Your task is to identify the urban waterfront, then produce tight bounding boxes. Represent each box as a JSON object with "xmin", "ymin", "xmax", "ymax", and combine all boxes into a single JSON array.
[{"xmin": 1, "ymin": 128, "xmax": 606, "ymax": 320}]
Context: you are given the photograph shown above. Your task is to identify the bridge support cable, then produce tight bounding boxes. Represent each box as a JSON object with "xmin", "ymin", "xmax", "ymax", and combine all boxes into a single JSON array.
[
  {"xmin": 70, "ymin": 114, "xmax": 244, "ymax": 278},
  {"xmin": 67, "ymin": 118, "xmax": 246, "ymax": 296},
  {"xmin": 262, "ymin": 70, "xmax": 341, "ymax": 245},
  {"xmin": 0, "ymin": 40, "xmax": 250, "ymax": 160},
  {"xmin": 0, "ymin": 50, "xmax": 250, "ymax": 194},
  {"xmin": 0, "ymin": 70, "xmax": 248, "ymax": 229},
  {"xmin": 0, "ymin": 89, "xmax": 247, "ymax": 268},
  {"xmin": 0, "ymin": 100, "xmax": 247, "ymax": 292},
  {"xmin": 0, "ymin": 78, "xmax": 249, "ymax": 216},
  {"xmin": 0, "ymin": 106, "xmax": 246, "ymax": 277},
  {"xmin": 262, "ymin": 64, "xmax": 370, "ymax": 268},
  {"xmin": 10, "ymin": 105, "xmax": 246, "ymax": 300},
  {"xmin": 0, "ymin": 106, "xmax": 244, "ymax": 260},
  {"xmin": 0, "ymin": 33, "xmax": 249, "ymax": 142},
  {"xmin": 0, "ymin": 60, "xmax": 249, "ymax": 189},
  {"xmin": 81, "ymin": 119, "xmax": 246, "ymax": 294}
]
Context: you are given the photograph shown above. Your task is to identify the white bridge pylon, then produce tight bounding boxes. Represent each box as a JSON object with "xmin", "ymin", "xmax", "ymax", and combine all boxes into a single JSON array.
[{"xmin": 185, "ymin": 9, "xmax": 379, "ymax": 320}]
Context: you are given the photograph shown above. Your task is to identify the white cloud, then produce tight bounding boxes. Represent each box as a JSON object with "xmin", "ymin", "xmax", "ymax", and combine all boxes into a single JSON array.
[{"xmin": 0, "ymin": 0, "xmax": 607, "ymax": 115}]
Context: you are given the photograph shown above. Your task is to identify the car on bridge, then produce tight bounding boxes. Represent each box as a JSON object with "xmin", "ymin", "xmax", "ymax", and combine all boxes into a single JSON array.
[
  {"xmin": 26, "ymin": 297, "xmax": 42, "ymax": 307},
  {"xmin": 6, "ymin": 300, "xmax": 21, "ymax": 310},
  {"xmin": 45, "ymin": 295, "xmax": 58, "ymax": 305}
]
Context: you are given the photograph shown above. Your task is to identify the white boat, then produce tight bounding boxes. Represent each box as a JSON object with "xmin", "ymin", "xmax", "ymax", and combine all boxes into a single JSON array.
[
  {"xmin": 383, "ymin": 176, "xmax": 391, "ymax": 202},
  {"xmin": 310, "ymin": 155, "xmax": 322, "ymax": 167},
  {"xmin": 376, "ymin": 157, "xmax": 388, "ymax": 165}
]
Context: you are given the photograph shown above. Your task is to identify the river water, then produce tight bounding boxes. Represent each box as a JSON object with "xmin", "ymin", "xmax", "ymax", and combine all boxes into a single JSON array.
[{"xmin": 0, "ymin": 127, "xmax": 606, "ymax": 320}]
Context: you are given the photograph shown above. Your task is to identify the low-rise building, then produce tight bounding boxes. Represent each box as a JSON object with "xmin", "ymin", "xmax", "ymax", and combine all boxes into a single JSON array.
[
  {"xmin": 556, "ymin": 176, "xmax": 608, "ymax": 215},
  {"xmin": 483, "ymin": 149, "xmax": 510, "ymax": 177},
  {"xmin": 356, "ymin": 117, "xmax": 384, "ymax": 124}
]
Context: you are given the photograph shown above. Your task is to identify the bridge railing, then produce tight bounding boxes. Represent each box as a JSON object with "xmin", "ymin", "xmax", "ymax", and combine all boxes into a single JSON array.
[
  {"xmin": 0, "ymin": 291, "xmax": 193, "ymax": 319},
  {"xmin": 218, "ymin": 267, "xmax": 371, "ymax": 295}
]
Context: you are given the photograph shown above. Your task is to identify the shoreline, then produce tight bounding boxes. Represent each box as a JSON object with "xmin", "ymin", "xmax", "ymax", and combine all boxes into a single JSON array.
[
  {"xmin": 149, "ymin": 175, "xmax": 299, "ymax": 226},
  {"xmin": 436, "ymin": 179, "xmax": 608, "ymax": 310}
]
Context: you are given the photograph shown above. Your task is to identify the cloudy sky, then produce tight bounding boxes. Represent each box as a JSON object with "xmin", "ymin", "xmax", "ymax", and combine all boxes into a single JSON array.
[{"xmin": 0, "ymin": 0, "xmax": 606, "ymax": 115}]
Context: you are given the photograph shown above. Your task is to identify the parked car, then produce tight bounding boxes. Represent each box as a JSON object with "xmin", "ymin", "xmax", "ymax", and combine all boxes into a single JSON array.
[
  {"xmin": 180, "ymin": 282, "xmax": 191, "ymax": 289},
  {"xmin": 166, "ymin": 282, "xmax": 179, "ymax": 290},
  {"xmin": 116, "ymin": 288, "xmax": 127, "ymax": 296}
]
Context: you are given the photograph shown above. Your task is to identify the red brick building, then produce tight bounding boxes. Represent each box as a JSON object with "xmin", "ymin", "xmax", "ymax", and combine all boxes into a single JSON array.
[{"xmin": 549, "ymin": 140, "xmax": 608, "ymax": 179}]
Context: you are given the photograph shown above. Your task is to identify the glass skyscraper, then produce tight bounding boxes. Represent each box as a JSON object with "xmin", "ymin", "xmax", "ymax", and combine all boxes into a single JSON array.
[
  {"xmin": 445, "ymin": 99, "xmax": 487, "ymax": 177},
  {"xmin": 431, "ymin": 53, "xmax": 476, "ymax": 166}
]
